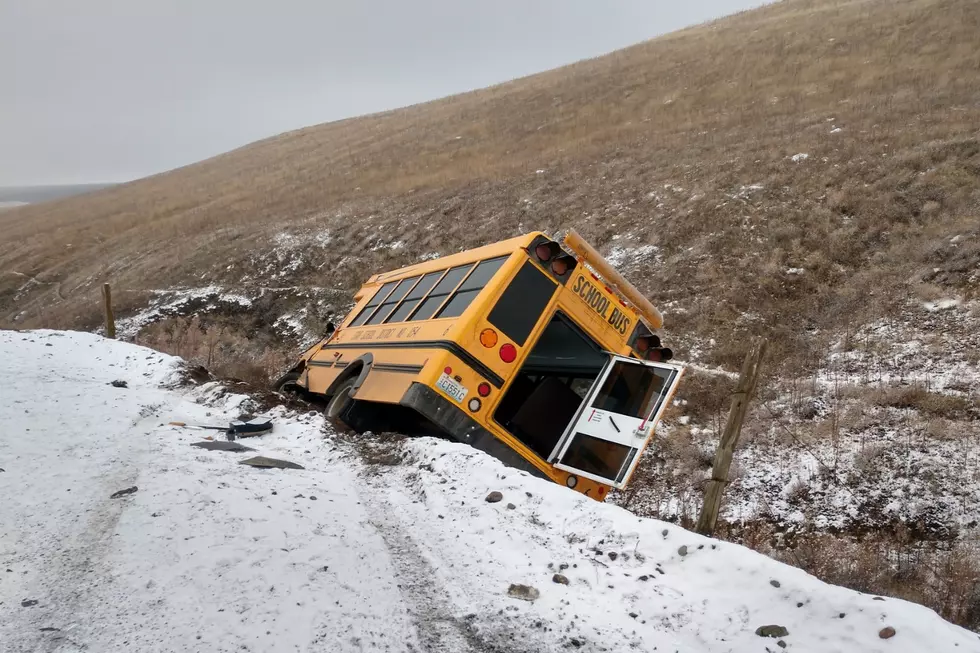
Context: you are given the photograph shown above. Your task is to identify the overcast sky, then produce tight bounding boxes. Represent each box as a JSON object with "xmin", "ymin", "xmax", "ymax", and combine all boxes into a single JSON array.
[{"xmin": 1, "ymin": 1, "xmax": 762, "ymax": 186}]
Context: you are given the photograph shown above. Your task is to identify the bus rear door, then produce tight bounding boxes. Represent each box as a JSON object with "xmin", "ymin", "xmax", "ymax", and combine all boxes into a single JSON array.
[{"xmin": 551, "ymin": 356, "xmax": 682, "ymax": 489}]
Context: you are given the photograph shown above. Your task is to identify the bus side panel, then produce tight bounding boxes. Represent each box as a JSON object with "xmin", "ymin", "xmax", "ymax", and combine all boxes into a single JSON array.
[
  {"xmin": 354, "ymin": 370, "xmax": 418, "ymax": 404},
  {"xmin": 307, "ymin": 364, "xmax": 345, "ymax": 396}
]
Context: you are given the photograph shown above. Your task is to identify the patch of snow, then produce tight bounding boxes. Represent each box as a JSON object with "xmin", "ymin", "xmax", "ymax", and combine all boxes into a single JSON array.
[
  {"xmin": 790, "ymin": 153, "xmax": 809, "ymax": 163},
  {"xmin": 115, "ymin": 287, "xmax": 253, "ymax": 337},
  {"xmin": 535, "ymin": 169, "xmax": 546, "ymax": 174},
  {"xmin": 1, "ymin": 330, "xmax": 975, "ymax": 652},
  {"xmin": 785, "ymin": 267, "xmax": 805, "ymax": 275},
  {"xmin": 923, "ymin": 298, "xmax": 962, "ymax": 312},
  {"xmin": 830, "ymin": 127, "xmax": 842, "ymax": 134},
  {"xmin": 606, "ymin": 244, "xmax": 660, "ymax": 272}
]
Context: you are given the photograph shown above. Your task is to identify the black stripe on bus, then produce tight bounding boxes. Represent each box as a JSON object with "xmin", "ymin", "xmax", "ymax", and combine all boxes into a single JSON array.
[
  {"xmin": 322, "ymin": 340, "xmax": 504, "ymax": 388},
  {"xmin": 373, "ymin": 363, "xmax": 425, "ymax": 374}
]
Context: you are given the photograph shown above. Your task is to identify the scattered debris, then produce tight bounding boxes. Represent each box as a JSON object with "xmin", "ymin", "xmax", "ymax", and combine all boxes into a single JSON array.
[
  {"xmin": 228, "ymin": 418, "xmax": 274, "ymax": 438},
  {"xmin": 777, "ymin": 640, "xmax": 787, "ymax": 648},
  {"xmin": 21, "ymin": 599, "xmax": 38, "ymax": 607},
  {"xmin": 608, "ymin": 552, "xmax": 618, "ymax": 561},
  {"xmin": 110, "ymin": 486, "xmax": 138, "ymax": 499},
  {"xmin": 879, "ymin": 626, "xmax": 896, "ymax": 639},
  {"xmin": 678, "ymin": 545, "xmax": 689, "ymax": 557},
  {"xmin": 39, "ymin": 627, "xmax": 60, "ymax": 632},
  {"xmin": 486, "ymin": 491, "xmax": 503, "ymax": 503},
  {"xmin": 190, "ymin": 441, "xmax": 254, "ymax": 452},
  {"xmin": 506, "ymin": 503, "xmax": 516, "ymax": 510},
  {"xmin": 239, "ymin": 456, "xmax": 304, "ymax": 470},
  {"xmin": 109, "ymin": 380, "xmax": 128, "ymax": 388},
  {"xmin": 507, "ymin": 583, "xmax": 540, "ymax": 601},
  {"xmin": 553, "ymin": 574, "xmax": 570, "ymax": 585},
  {"xmin": 770, "ymin": 579, "xmax": 781, "ymax": 588},
  {"xmin": 756, "ymin": 625, "xmax": 789, "ymax": 638}
]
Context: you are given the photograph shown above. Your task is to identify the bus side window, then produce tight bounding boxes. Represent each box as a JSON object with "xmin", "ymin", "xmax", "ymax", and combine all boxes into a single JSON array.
[
  {"xmin": 385, "ymin": 270, "xmax": 444, "ymax": 323},
  {"xmin": 435, "ymin": 256, "xmax": 509, "ymax": 319},
  {"xmin": 410, "ymin": 264, "xmax": 474, "ymax": 321},
  {"xmin": 349, "ymin": 281, "xmax": 399, "ymax": 327},
  {"xmin": 366, "ymin": 276, "xmax": 420, "ymax": 325}
]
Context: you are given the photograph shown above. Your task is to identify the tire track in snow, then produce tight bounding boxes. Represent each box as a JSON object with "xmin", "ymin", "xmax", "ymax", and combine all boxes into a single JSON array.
[{"xmin": 357, "ymin": 467, "xmax": 508, "ymax": 653}]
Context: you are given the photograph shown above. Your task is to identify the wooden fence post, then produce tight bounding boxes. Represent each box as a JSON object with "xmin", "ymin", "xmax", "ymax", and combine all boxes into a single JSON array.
[
  {"xmin": 102, "ymin": 283, "xmax": 116, "ymax": 339},
  {"xmin": 695, "ymin": 339, "xmax": 768, "ymax": 536}
]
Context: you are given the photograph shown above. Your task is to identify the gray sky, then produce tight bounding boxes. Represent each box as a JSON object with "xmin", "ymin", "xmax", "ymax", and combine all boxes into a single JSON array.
[{"xmin": 1, "ymin": 1, "xmax": 762, "ymax": 186}]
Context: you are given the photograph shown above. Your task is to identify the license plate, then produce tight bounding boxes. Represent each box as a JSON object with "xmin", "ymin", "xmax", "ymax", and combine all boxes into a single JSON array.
[{"xmin": 436, "ymin": 373, "xmax": 468, "ymax": 403}]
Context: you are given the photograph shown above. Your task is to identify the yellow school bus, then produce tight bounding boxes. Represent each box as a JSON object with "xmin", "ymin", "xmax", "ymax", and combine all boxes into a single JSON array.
[{"xmin": 276, "ymin": 230, "xmax": 683, "ymax": 500}]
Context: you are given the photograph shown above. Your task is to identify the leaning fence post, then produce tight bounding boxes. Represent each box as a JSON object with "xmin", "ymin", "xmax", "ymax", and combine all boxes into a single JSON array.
[
  {"xmin": 695, "ymin": 339, "xmax": 768, "ymax": 536},
  {"xmin": 102, "ymin": 283, "xmax": 116, "ymax": 339}
]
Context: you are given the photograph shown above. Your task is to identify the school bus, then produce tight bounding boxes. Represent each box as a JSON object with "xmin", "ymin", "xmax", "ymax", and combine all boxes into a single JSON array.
[{"xmin": 275, "ymin": 230, "xmax": 683, "ymax": 500}]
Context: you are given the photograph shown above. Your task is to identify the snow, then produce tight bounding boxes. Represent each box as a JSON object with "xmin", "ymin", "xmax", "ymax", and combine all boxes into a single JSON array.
[
  {"xmin": 923, "ymin": 298, "xmax": 962, "ymax": 312},
  {"xmin": 790, "ymin": 153, "xmax": 809, "ymax": 162},
  {"xmin": 115, "ymin": 287, "xmax": 252, "ymax": 337},
  {"xmin": 2, "ymin": 330, "xmax": 977, "ymax": 653},
  {"xmin": 605, "ymin": 243, "xmax": 660, "ymax": 272}
]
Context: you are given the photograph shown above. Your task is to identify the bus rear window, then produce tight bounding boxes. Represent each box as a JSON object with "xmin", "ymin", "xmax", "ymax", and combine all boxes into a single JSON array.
[{"xmin": 487, "ymin": 261, "xmax": 557, "ymax": 346}]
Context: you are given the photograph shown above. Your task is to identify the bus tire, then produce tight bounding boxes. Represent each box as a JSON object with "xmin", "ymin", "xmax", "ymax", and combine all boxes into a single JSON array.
[
  {"xmin": 325, "ymin": 376, "xmax": 357, "ymax": 419},
  {"xmin": 272, "ymin": 371, "xmax": 303, "ymax": 394}
]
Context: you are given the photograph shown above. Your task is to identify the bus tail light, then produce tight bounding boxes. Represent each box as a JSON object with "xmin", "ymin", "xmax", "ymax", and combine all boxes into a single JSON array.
[
  {"xmin": 535, "ymin": 242, "xmax": 560, "ymax": 262},
  {"xmin": 566, "ymin": 475, "xmax": 578, "ymax": 489},
  {"xmin": 635, "ymin": 334, "xmax": 661, "ymax": 354},
  {"xmin": 479, "ymin": 328, "xmax": 498, "ymax": 348},
  {"xmin": 468, "ymin": 398, "xmax": 481, "ymax": 412},
  {"xmin": 478, "ymin": 382, "xmax": 491, "ymax": 397},
  {"xmin": 550, "ymin": 255, "xmax": 575, "ymax": 277},
  {"xmin": 499, "ymin": 343, "xmax": 517, "ymax": 363},
  {"xmin": 646, "ymin": 347, "xmax": 674, "ymax": 362}
]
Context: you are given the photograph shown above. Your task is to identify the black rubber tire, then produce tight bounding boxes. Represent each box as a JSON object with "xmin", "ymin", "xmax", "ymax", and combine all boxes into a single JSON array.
[
  {"xmin": 272, "ymin": 371, "xmax": 303, "ymax": 394},
  {"xmin": 325, "ymin": 377, "xmax": 357, "ymax": 419}
]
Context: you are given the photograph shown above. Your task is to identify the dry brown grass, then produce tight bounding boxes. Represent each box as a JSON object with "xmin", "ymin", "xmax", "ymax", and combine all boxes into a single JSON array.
[
  {"xmin": 2, "ymin": 0, "xmax": 978, "ymax": 382},
  {"xmin": 725, "ymin": 523, "xmax": 980, "ymax": 630}
]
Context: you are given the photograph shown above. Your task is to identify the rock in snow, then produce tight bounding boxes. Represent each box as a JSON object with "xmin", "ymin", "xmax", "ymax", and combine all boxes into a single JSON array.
[{"xmin": 0, "ymin": 329, "xmax": 977, "ymax": 653}]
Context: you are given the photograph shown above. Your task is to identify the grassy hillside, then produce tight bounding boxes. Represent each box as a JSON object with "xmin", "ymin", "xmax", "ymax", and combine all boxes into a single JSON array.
[
  {"xmin": 2, "ymin": 0, "xmax": 980, "ymax": 627},
  {"xmin": 3, "ymin": 0, "xmax": 978, "ymax": 374}
]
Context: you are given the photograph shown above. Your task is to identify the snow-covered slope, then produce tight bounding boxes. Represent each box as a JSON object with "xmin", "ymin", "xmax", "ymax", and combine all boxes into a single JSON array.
[{"xmin": 1, "ymin": 330, "xmax": 976, "ymax": 653}]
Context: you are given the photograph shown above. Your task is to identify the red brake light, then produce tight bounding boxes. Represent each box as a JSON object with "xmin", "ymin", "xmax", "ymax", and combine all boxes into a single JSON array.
[
  {"xmin": 478, "ymin": 382, "xmax": 491, "ymax": 397},
  {"xmin": 535, "ymin": 243, "xmax": 556, "ymax": 262},
  {"xmin": 499, "ymin": 343, "xmax": 517, "ymax": 363},
  {"xmin": 444, "ymin": 366, "xmax": 453, "ymax": 374},
  {"xmin": 646, "ymin": 347, "xmax": 673, "ymax": 362}
]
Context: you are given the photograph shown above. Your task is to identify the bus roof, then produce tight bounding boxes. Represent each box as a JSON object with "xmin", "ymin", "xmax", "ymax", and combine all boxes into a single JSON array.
[{"xmin": 366, "ymin": 232, "xmax": 542, "ymax": 285}]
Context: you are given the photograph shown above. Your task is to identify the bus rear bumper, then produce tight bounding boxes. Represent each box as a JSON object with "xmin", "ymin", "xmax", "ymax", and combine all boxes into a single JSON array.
[{"xmin": 399, "ymin": 383, "xmax": 548, "ymax": 481}]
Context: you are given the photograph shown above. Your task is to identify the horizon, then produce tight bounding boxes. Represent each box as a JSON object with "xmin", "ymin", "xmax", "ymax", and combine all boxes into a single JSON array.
[{"xmin": 1, "ymin": 0, "xmax": 765, "ymax": 187}]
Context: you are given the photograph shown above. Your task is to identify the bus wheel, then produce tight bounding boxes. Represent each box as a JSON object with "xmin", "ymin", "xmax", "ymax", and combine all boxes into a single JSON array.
[
  {"xmin": 325, "ymin": 377, "xmax": 357, "ymax": 419},
  {"xmin": 272, "ymin": 372, "xmax": 303, "ymax": 395}
]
